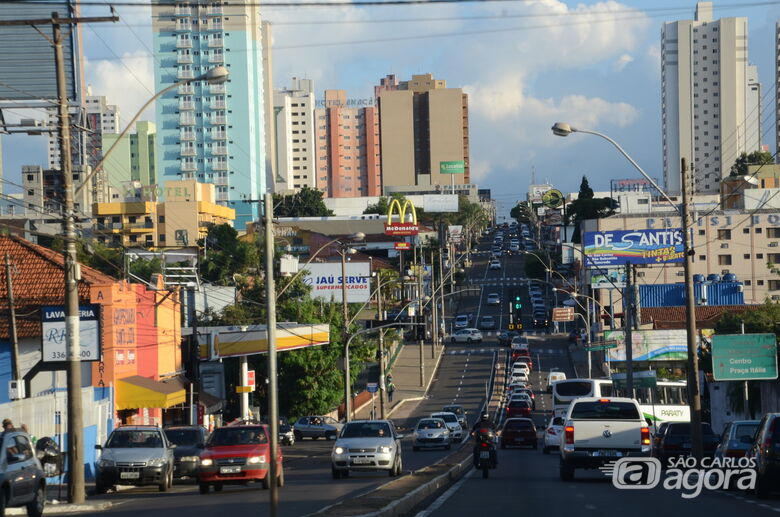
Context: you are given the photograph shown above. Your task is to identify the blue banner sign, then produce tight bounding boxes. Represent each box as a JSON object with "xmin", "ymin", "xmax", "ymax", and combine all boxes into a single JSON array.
[{"xmin": 583, "ymin": 229, "xmax": 685, "ymax": 267}]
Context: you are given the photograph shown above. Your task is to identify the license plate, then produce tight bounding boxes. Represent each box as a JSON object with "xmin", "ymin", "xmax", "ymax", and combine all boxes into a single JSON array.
[
  {"xmin": 597, "ymin": 450, "xmax": 617, "ymax": 457},
  {"xmin": 479, "ymin": 451, "xmax": 490, "ymax": 459},
  {"xmin": 352, "ymin": 457, "xmax": 371, "ymax": 464},
  {"xmin": 219, "ymin": 466, "xmax": 241, "ymax": 474},
  {"xmin": 120, "ymin": 471, "xmax": 140, "ymax": 479}
]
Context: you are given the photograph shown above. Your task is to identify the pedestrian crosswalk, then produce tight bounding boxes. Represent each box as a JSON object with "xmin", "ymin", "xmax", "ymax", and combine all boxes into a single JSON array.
[
  {"xmin": 472, "ymin": 277, "xmax": 527, "ymax": 284},
  {"xmin": 479, "ymin": 330, "xmax": 546, "ymax": 337}
]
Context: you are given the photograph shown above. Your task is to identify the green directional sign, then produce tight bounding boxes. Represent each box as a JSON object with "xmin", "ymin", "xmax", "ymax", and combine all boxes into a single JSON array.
[
  {"xmin": 585, "ymin": 341, "xmax": 618, "ymax": 352},
  {"xmin": 712, "ymin": 333, "xmax": 778, "ymax": 381},
  {"xmin": 439, "ymin": 160, "xmax": 465, "ymax": 174}
]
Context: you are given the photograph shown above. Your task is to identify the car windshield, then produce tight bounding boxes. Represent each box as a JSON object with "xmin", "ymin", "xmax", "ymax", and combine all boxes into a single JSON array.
[
  {"xmin": 434, "ymin": 414, "xmax": 458, "ymax": 423},
  {"xmin": 208, "ymin": 427, "xmax": 268, "ymax": 446},
  {"xmin": 508, "ymin": 401, "xmax": 530, "ymax": 408},
  {"xmin": 734, "ymin": 423, "xmax": 759, "ymax": 442},
  {"xmin": 164, "ymin": 429, "xmax": 201, "ymax": 446},
  {"xmin": 341, "ymin": 422, "xmax": 392, "ymax": 438},
  {"xmin": 418, "ymin": 419, "xmax": 444, "ymax": 430},
  {"xmin": 570, "ymin": 401, "xmax": 640, "ymax": 420},
  {"xmin": 443, "ymin": 407, "xmax": 463, "ymax": 415},
  {"xmin": 107, "ymin": 430, "xmax": 163, "ymax": 448}
]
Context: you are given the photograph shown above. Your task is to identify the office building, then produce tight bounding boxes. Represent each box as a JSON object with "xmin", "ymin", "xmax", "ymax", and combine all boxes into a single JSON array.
[
  {"xmin": 273, "ymin": 77, "xmax": 316, "ymax": 193},
  {"xmin": 378, "ymin": 73, "xmax": 470, "ymax": 188},
  {"xmin": 22, "ymin": 164, "xmax": 110, "ymax": 217},
  {"xmin": 661, "ymin": 2, "xmax": 760, "ymax": 195},
  {"xmin": 152, "ymin": 1, "xmax": 269, "ymax": 227},
  {"xmin": 102, "ymin": 121, "xmax": 158, "ymax": 192},
  {"xmin": 314, "ymin": 90, "xmax": 381, "ymax": 198}
]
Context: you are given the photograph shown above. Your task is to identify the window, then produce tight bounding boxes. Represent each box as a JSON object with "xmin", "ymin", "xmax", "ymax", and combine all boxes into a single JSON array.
[
  {"xmin": 743, "ymin": 228, "xmax": 750, "ymax": 234},
  {"xmin": 718, "ymin": 255, "xmax": 732, "ymax": 266},
  {"xmin": 160, "ymin": 234, "xmax": 166, "ymax": 242},
  {"xmin": 158, "ymin": 215, "xmax": 165, "ymax": 223},
  {"xmin": 770, "ymin": 280, "xmax": 780, "ymax": 291},
  {"xmin": 757, "ymin": 253, "xmax": 764, "ymax": 259},
  {"xmin": 758, "ymin": 280, "xmax": 764, "ymax": 286},
  {"xmin": 745, "ymin": 280, "xmax": 752, "ymax": 286},
  {"xmin": 698, "ymin": 229, "xmax": 706, "ymax": 236},
  {"xmin": 768, "ymin": 228, "xmax": 780, "ymax": 239},
  {"xmin": 744, "ymin": 254, "xmax": 751, "ymax": 260},
  {"xmin": 637, "ymin": 198, "xmax": 649, "ymax": 205},
  {"xmin": 699, "ymin": 255, "xmax": 706, "ymax": 261}
]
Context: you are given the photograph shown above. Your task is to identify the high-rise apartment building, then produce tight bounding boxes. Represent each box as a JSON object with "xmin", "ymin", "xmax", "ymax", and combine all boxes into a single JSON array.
[
  {"xmin": 378, "ymin": 73, "xmax": 470, "ymax": 188},
  {"xmin": 661, "ymin": 2, "xmax": 759, "ymax": 195},
  {"xmin": 314, "ymin": 90, "xmax": 381, "ymax": 198},
  {"xmin": 102, "ymin": 121, "xmax": 158, "ymax": 192},
  {"xmin": 152, "ymin": 1, "xmax": 269, "ymax": 226},
  {"xmin": 273, "ymin": 78, "xmax": 316, "ymax": 193}
]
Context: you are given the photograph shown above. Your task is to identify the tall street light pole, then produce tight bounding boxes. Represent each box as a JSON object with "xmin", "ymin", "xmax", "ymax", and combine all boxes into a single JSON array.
[
  {"xmin": 263, "ymin": 193, "xmax": 280, "ymax": 516},
  {"xmin": 340, "ymin": 233, "xmax": 366, "ymax": 422}
]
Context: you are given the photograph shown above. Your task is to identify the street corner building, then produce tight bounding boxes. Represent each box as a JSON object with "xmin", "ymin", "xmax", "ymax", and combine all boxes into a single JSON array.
[{"xmin": 0, "ymin": 235, "xmax": 185, "ymax": 480}]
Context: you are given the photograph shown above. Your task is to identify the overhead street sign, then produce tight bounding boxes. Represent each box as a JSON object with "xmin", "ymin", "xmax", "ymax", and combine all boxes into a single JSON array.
[
  {"xmin": 712, "ymin": 333, "xmax": 778, "ymax": 381},
  {"xmin": 552, "ymin": 307, "xmax": 575, "ymax": 322},
  {"xmin": 585, "ymin": 341, "xmax": 618, "ymax": 352}
]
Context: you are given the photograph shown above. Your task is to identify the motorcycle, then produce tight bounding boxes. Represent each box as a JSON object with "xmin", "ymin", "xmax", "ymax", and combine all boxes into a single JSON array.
[{"xmin": 472, "ymin": 428, "xmax": 497, "ymax": 478}]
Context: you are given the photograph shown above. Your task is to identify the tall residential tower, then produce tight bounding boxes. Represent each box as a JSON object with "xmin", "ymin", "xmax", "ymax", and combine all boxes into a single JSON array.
[{"xmin": 273, "ymin": 77, "xmax": 316, "ymax": 193}]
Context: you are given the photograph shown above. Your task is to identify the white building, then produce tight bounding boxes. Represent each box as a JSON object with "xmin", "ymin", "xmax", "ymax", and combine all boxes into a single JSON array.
[
  {"xmin": 661, "ymin": 2, "xmax": 760, "ymax": 195},
  {"xmin": 273, "ymin": 77, "xmax": 316, "ymax": 193}
]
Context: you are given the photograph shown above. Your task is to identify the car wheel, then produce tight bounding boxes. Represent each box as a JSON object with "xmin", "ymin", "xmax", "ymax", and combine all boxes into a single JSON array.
[
  {"xmin": 262, "ymin": 472, "xmax": 271, "ymax": 489},
  {"xmin": 543, "ymin": 446, "xmax": 550, "ymax": 455},
  {"xmin": 467, "ymin": 338, "xmax": 473, "ymax": 344},
  {"xmin": 294, "ymin": 430, "xmax": 303, "ymax": 441},
  {"xmin": 755, "ymin": 474, "xmax": 770, "ymax": 499},
  {"xmin": 331, "ymin": 466, "xmax": 341, "ymax": 480},
  {"xmin": 159, "ymin": 468, "xmax": 172, "ymax": 492},
  {"xmin": 213, "ymin": 484, "xmax": 223, "ymax": 492},
  {"xmin": 199, "ymin": 483, "xmax": 210, "ymax": 494},
  {"xmin": 94, "ymin": 479, "xmax": 109, "ymax": 495},
  {"xmin": 413, "ymin": 446, "xmax": 419, "ymax": 452},
  {"xmin": 277, "ymin": 466, "xmax": 285, "ymax": 487},
  {"xmin": 559, "ymin": 461, "xmax": 574, "ymax": 481},
  {"xmin": 26, "ymin": 482, "xmax": 45, "ymax": 517}
]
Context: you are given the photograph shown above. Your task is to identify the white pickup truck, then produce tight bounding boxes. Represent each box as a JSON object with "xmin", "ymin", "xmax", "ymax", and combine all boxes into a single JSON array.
[{"xmin": 559, "ymin": 397, "xmax": 651, "ymax": 481}]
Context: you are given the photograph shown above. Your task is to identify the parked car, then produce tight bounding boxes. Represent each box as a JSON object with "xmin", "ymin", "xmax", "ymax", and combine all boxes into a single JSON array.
[
  {"xmin": 714, "ymin": 420, "xmax": 759, "ymax": 460},
  {"xmin": 0, "ymin": 427, "xmax": 46, "ymax": 516},
  {"xmin": 500, "ymin": 418, "xmax": 537, "ymax": 449},
  {"xmin": 95, "ymin": 426, "xmax": 175, "ymax": 494},
  {"xmin": 506, "ymin": 400, "xmax": 532, "ymax": 418},
  {"xmin": 486, "ymin": 293, "xmax": 501, "ymax": 305},
  {"xmin": 479, "ymin": 315, "xmax": 496, "ymax": 330},
  {"xmin": 747, "ymin": 413, "xmax": 780, "ymax": 498},
  {"xmin": 164, "ymin": 425, "xmax": 208, "ymax": 479},
  {"xmin": 197, "ymin": 422, "xmax": 283, "ymax": 493},
  {"xmin": 442, "ymin": 405, "xmax": 467, "ymax": 428},
  {"xmin": 293, "ymin": 416, "xmax": 343, "ymax": 440},
  {"xmin": 331, "ymin": 420, "xmax": 404, "ymax": 478},
  {"xmin": 543, "ymin": 416, "xmax": 564, "ymax": 454},
  {"xmin": 451, "ymin": 328, "xmax": 483, "ymax": 344},
  {"xmin": 430, "ymin": 412, "xmax": 465, "ymax": 441},
  {"xmin": 413, "ymin": 418, "xmax": 451, "ymax": 451},
  {"xmin": 655, "ymin": 422, "xmax": 719, "ymax": 464}
]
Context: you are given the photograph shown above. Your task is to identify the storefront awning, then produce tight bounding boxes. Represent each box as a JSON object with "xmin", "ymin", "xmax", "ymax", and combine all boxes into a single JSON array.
[{"xmin": 116, "ymin": 375, "xmax": 187, "ymax": 410}]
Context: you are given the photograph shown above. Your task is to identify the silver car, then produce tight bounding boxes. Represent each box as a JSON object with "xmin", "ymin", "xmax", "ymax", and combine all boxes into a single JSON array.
[
  {"xmin": 331, "ymin": 420, "xmax": 403, "ymax": 479},
  {"xmin": 413, "ymin": 418, "xmax": 451, "ymax": 451},
  {"xmin": 294, "ymin": 416, "xmax": 343, "ymax": 440},
  {"xmin": 95, "ymin": 426, "xmax": 175, "ymax": 494},
  {"xmin": 430, "ymin": 412, "xmax": 464, "ymax": 441}
]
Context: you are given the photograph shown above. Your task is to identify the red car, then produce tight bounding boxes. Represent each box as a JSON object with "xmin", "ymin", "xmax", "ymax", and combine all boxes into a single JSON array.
[
  {"xmin": 506, "ymin": 400, "xmax": 532, "ymax": 418},
  {"xmin": 197, "ymin": 423, "xmax": 283, "ymax": 493},
  {"xmin": 500, "ymin": 418, "xmax": 537, "ymax": 449},
  {"xmin": 512, "ymin": 355, "xmax": 533, "ymax": 370}
]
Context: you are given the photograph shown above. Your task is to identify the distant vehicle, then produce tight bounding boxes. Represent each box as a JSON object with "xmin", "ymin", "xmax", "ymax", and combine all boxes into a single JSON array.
[
  {"xmin": 498, "ymin": 331, "xmax": 520, "ymax": 346},
  {"xmin": 479, "ymin": 316, "xmax": 496, "ymax": 330},
  {"xmin": 454, "ymin": 314, "xmax": 471, "ymax": 329},
  {"xmin": 714, "ymin": 420, "xmax": 759, "ymax": 460},
  {"xmin": 533, "ymin": 312, "xmax": 548, "ymax": 327},
  {"xmin": 510, "ymin": 336, "xmax": 529, "ymax": 348},
  {"xmin": 500, "ymin": 418, "xmax": 537, "ymax": 449},
  {"xmin": 486, "ymin": 293, "xmax": 500, "ymax": 305},
  {"xmin": 451, "ymin": 328, "xmax": 483, "ymax": 344},
  {"xmin": 430, "ymin": 412, "xmax": 465, "ymax": 441},
  {"xmin": 442, "ymin": 405, "xmax": 467, "ymax": 428},
  {"xmin": 512, "ymin": 363, "xmax": 530, "ymax": 376},
  {"xmin": 95, "ymin": 426, "xmax": 174, "ymax": 494},
  {"xmin": 543, "ymin": 416, "xmax": 564, "ymax": 454},
  {"xmin": 0, "ymin": 427, "xmax": 46, "ymax": 516},
  {"xmin": 331, "ymin": 420, "xmax": 404, "ymax": 479},
  {"xmin": 655, "ymin": 422, "xmax": 719, "ymax": 464},
  {"xmin": 546, "ymin": 371, "xmax": 567, "ymax": 393},
  {"xmin": 510, "ymin": 372, "xmax": 529, "ymax": 384},
  {"xmin": 489, "ymin": 260, "xmax": 501, "ymax": 270},
  {"xmin": 293, "ymin": 416, "xmax": 342, "ymax": 440},
  {"xmin": 413, "ymin": 418, "xmax": 451, "ymax": 451},
  {"xmin": 164, "ymin": 425, "xmax": 208, "ymax": 479},
  {"xmin": 506, "ymin": 400, "xmax": 532, "ymax": 418},
  {"xmin": 509, "ymin": 392, "xmax": 533, "ymax": 406}
]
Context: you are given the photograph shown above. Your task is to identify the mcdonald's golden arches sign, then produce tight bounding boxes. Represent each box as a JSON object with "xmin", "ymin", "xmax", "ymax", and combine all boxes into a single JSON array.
[{"xmin": 385, "ymin": 199, "xmax": 419, "ymax": 236}]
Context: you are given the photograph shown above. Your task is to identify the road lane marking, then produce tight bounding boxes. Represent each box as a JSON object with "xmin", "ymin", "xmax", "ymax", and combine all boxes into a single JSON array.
[{"xmin": 414, "ymin": 469, "xmax": 476, "ymax": 517}]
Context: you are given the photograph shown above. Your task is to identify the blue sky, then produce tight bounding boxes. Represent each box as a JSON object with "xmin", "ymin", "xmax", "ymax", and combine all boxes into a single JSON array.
[{"xmin": 3, "ymin": 0, "xmax": 780, "ymax": 219}]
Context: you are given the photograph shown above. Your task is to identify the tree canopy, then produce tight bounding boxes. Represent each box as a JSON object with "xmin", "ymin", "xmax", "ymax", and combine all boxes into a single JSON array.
[
  {"xmin": 729, "ymin": 151, "xmax": 774, "ymax": 177},
  {"xmin": 566, "ymin": 176, "xmax": 616, "ymax": 243},
  {"xmin": 273, "ymin": 186, "xmax": 334, "ymax": 217}
]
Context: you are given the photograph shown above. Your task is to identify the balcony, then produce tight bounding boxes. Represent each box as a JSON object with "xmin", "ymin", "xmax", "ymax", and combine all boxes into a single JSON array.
[
  {"xmin": 212, "ymin": 174, "xmax": 229, "ymax": 184},
  {"xmin": 179, "ymin": 113, "xmax": 195, "ymax": 125},
  {"xmin": 208, "ymin": 53, "xmax": 224, "ymax": 64},
  {"xmin": 179, "ymin": 99, "xmax": 194, "ymax": 111},
  {"xmin": 208, "ymin": 37, "xmax": 224, "ymax": 48},
  {"xmin": 206, "ymin": 5, "xmax": 223, "ymax": 15},
  {"xmin": 178, "ymin": 83, "xmax": 194, "ymax": 95},
  {"xmin": 211, "ymin": 100, "xmax": 226, "ymax": 110},
  {"xmin": 212, "ymin": 144, "xmax": 227, "ymax": 155},
  {"xmin": 210, "ymin": 84, "xmax": 225, "ymax": 94},
  {"xmin": 211, "ymin": 131, "xmax": 227, "ymax": 140},
  {"xmin": 174, "ymin": 5, "xmax": 192, "ymax": 16},
  {"xmin": 95, "ymin": 222, "xmax": 122, "ymax": 232},
  {"xmin": 175, "ymin": 20, "xmax": 192, "ymax": 31},
  {"xmin": 177, "ymin": 53, "xmax": 193, "ymax": 64},
  {"xmin": 181, "ymin": 161, "xmax": 197, "ymax": 172},
  {"xmin": 181, "ymin": 145, "xmax": 196, "ymax": 156},
  {"xmin": 210, "ymin": 115, "xmax": 226, "ymax": 125},
  {"xmin": 205, "ymin": 21, "xmax": 223, "ymax": 31},
  {"xmin": 211, "ymin": 160, "xmax": 228, "ymax": 171},
  {"xmin": 177, "ymin": 68, "xmax": 194, "ymax": 80},
  {"xmin": 127, "ymin": 221, "xmax": 155, "ymax": 231},
  {"xmin": 180, "ymin": 130, "xmax": 195, "ymax": 141},
  {"xmin": 176, "ymin": 38, "xmax": 192, "ymax": 48}
]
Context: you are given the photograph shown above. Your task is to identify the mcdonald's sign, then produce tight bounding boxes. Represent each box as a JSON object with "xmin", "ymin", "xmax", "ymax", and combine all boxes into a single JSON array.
[{"xmin": 385, "ymin": 199, "xmax": 419, "ymax": 236}]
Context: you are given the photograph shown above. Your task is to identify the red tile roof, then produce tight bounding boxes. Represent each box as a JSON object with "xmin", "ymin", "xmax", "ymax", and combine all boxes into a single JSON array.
[
  {"xmin": 642, "ymin": 305, "xmax": 757, "ymax": 329},
  {"xmin": 0, "ymin": 236, "xmax": 118, "ymax": 338}
]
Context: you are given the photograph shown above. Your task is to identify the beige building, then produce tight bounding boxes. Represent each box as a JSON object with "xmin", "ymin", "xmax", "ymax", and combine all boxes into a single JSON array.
[
  {"xmin": 378, "ymin": 73, "xmax": 470, "ymax": 188},
  {"xmin": 582, "ymin": 209, "xmax": 780, "ymax": 304},
  {"xmin": 93, "ymin": 180, "xmax": 235, "ymax": 248}
]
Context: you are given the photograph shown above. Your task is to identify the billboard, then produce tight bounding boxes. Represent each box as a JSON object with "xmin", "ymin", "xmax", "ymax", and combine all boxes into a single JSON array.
[
  {"xmin": 385, "ymin": 199, "xmax": 419, "ymax": 236},
  {"xmin": 583, "ymin": 229, "xmax": 685, "ymax": 267},
  {"xmin": 610, "ymin": 178, "xmax": 658, "ymax": 194},
  {"xmin": 423, "ymin": 194, "xmax": 458, "ymax": 212},
  {"xmin": 439, "ymin": 161, "xmax": 465, "ymax": 174},
  {"xmin": 590, "ymin": 268, "xmax": 627, "ymax": 288},
  {"xmin": 603, "ymin": 329, "xmax": 713, "ymax": 362},
  {"xmin": 41, "ymin": 305, "xmax": 100, "ymax": 362},
  {"xmin": 448, "ymin": 225, "xmax": 463, "ymax": 244},
  {"xmin": 0, "ymin": 1, "xmax": 82, "ymax": 102},
  {"xmin": 300, "ymin": 262, "xmax": 371, "ymax": 303}
]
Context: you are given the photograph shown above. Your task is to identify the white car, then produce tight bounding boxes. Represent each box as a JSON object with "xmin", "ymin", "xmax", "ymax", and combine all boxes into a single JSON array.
[
  {"xmin": 509, "ymin": 392, "xmax": 532, "ymax": 405},
  {"xmin": 543, "ymin": 415, "xmax": 564, "ymax": 454},
  {"xmin": 430, "ymin": 412, "xmax": 464, "ymax": 441},
  {"xmin": 454, "ymin": 314, "xmax": 470, "ymax": 329},
  {"xmin": 489, "ymin": 259, "xmax": 501, "ymax": 270},
  {"xmin": 486, "ymin": 293, "xmax": 500, "ymax": 305},
  {"xmin": 512, "ymin": 363, "xmax": 530, "ymax": 375},
  {"xmin": 510, "ymin": 372, "xmax": 529, "ymax": 384},
  {"xmin": 451, "ymin": 328, "xmax": 483, "ymax": 344},
  {"xmin": 546, "ymin": 371, "xmax": 567, "ymax": 393},
  {"xmin": 413, "ymin": 418, "xmax": 452, "ymax": 451}
]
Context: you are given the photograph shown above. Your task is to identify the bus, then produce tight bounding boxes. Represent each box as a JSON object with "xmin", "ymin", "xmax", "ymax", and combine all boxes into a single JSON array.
[{"xmin": 551, "ymin": 378, "xmax": 690, "ymax": 430}]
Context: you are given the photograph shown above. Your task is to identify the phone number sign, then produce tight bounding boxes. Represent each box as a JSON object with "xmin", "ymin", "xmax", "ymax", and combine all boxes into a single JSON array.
[{"xmin": 41, "ymin": 305, "xmax": 101, "ymax": 362}]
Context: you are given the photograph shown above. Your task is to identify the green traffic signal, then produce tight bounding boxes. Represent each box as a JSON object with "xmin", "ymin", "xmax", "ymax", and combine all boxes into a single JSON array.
[{"xmin": 514, "ymin": 302, "xmax": 521, "ymax": 309}]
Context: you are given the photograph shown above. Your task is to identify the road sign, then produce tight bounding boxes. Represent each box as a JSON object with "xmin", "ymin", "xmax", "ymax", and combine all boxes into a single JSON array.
[
  {"xmin": 712, "ymin": 333, "xmax": 778, "ymax": 381},
  {"xmin": 585, "ymin": 343, "xmax": 618, "ymax": 352},
  {"xmin": 247, "ymin": 370, "xmax": 256, "ymax": 388},
  {"xmin": 367, "ymin": 382, "xmax": 379, "ymax": 393},
  {"xmin": 612, "ymin": 370, "xmax": 657, "ymax": 388},
  {"xmin": 552, "ymin": 307, "xmax": 574, "ymax": 322},
  {"xmin": 439, "ymin": 160, "xmax": 465, "ymax": 174},
  {"xmin": 394, "ymin": 242, "xmax": 411, "ymax": 250}
]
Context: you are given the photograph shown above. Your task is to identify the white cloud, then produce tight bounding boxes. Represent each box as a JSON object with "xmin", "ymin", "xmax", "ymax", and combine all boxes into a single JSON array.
[
  {"xmin": 84, "ymin": 51, "xmax": 154, "ymax": 130},
  {"xmin": 614, "ymin": 53, "xmax": 634, "ymax": 71}
]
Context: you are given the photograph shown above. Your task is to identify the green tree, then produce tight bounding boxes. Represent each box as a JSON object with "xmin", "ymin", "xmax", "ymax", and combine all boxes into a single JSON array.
[
  {"xmin": 729, "ymin": 151, "xmax": 774, "ymax": 176},
  {"xmin": 363, "ymin": 193, "xmax": 408, "ymax": 215},
  {"xmin": 566, "ymin": 176, "xmax": 616, "ymax": 243},
  {"xmin": 198, "ymin": 223, "xmax": 259, "ymax": 285},
  {"xmin": 273, "ymin": 186, "xmax": 334, "ymax": 217},
  {"xmin": 510, "ymin": 201, "xmax": 533, "ymax": 224}
]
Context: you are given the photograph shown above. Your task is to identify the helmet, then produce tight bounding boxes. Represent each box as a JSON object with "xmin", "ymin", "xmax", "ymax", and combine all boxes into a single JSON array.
[{"xmin": 480, "ymin": 412, "xmax": 489, "ymax": 422}]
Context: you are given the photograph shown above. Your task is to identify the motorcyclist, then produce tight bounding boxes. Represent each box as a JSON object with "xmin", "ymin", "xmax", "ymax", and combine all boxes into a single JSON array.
[{"xmin": 471, "ymin": 411, "xmax": 497, "ymax": 467}]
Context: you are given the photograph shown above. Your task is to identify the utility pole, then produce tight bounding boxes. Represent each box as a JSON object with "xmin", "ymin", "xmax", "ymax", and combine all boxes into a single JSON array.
[
  {"xmin": 341, "ymin": 242, "xmax": 353, "ymax": 422},
  {"xmin": 624, "ymin": 263, "xmax": 634, "ymax": 393},
  {"xmin": 263, "ymin": 193, "xmax": 280, "ymax": 517},
  {"xmin": 681, "ymin": 158, "xmax": 704, "ymax": 460},
  {"xmin": 438, "ymin": 250, "xmax": 445, "ymax": 343},
  {"xmin": 416, "ymin": 242, "xmax": 424, "ymax": 387},
  {"xmin": 430, "ymin": 250, "xmax": 437, "ymax": 359},
  {"xmin": 5, "ymin": 255, "xmax": 19, "ymax": 383}
]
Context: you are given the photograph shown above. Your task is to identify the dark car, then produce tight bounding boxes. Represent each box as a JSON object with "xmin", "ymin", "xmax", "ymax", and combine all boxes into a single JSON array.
[
  {"xmin": 516, "ymin": 388, "xmax": 536, "ymax": 410},
  {"xmin": 747, "ymin": 413, "xmax": 780, "ymax": 498},
  {"xmin": 656, "ymin": 422, "xmax": 719, "ymax": 464},
  {"xmin": 652, "ymin": 422, "xmax": 670, "ymax": 452},
  {"xmin": 505, "ymin": 400, "xmax": 532, "ymax": 419},
  {"xmin": 164, "ymin": 426, "xmax": 208, "ymax": 479},
  {"xmin": 714, "ymin": 420, "xmax": 759, "ymax": 460},
  {"xmin": 498, "ymin": 331, "xmax": 520, "ymax": 346},
  {"xmin": 0, "ymin": 428, "xmax": 46, "ymax": 516},
  {"xmin": 500, "ymin": 418, "xmax": 537, "ymax": 449}
]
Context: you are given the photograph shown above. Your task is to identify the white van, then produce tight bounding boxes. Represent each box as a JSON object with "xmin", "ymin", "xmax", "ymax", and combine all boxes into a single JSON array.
[{"xmin": 546, "ymin": 371, "xmax": 567, "ymax": 393}]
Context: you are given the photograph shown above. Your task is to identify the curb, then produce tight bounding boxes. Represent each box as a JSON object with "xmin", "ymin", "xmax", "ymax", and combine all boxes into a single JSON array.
[{"xmin": 7, "ymin": 502, "xmax": 114, "ymax": 515}]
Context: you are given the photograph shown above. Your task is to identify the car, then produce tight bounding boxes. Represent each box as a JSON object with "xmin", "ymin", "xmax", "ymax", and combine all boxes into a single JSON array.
[
  {"xmin": 95, "ymin": 425, "xmax": 175, "ymax": 494},
  {"xmin": 515, "ymin": 387, "xmax": 536, "ymax": 409},
  {"xmin": 510, "ymin": 336, "xmax": 529, "ymax": 348},
  {"xmin": 479, "ymin": 316, "xmax": 496, "ymax": 330},
  {"xmin": 543, "ymin": 416, "xmax": 564, "ymax": 454},
  {"xmin": 513, "ymin": 356, "xmax": 533, "ymax": 370},
  {"xmin": 506, "ymin": 400, "xmax": 532, "ymax": 418},
  {"xmin": 533, "ymin": 313, "xmax": 548, "ymax": 327},
  {"xmin": 0, "ymin": 427, "xmax": 46, "ymax": 516},
  {"xmin": 509, "ymin": 244, "xmax": 520, "ymax": 253},
  {"xmin": 652, "ymin": 422, "xmax": 670, "ymax": 452},
  {"xmin": 293, "ymin": 416, "xmax": 343, "ymax": 440},
  {"xmin": 442, "ymin": 405, "xmax": 467, "ymax": 428},
  {"xmin": 486, "ymin": 293, "xmax": 500, "ymax": 305},
  {"xmin": 430, "ymin": 412, "xmax": 465, "ymax": 441},
  {"xmin": 489, "ymin": 259, "xmax": 501, "ymax": 270},
  {"xmin": 451, "ymin": 328, "xmax": 483, "ymax": 344},
  {"xmin": 413, "ymin": 418, "xmax": 451, "ymax": 451},
  {"xmin": 491, "ymin": 249, "xmax": 502, "ymax": 259},
  {"xmin": 655, "ymin": 422, "xmax": 719, "ymax": 464},
  {"xmin": 498, "ymin": 331, "xmax": 520, "ymax": 346},
  {"xmin": 512, "ymin": 363, "xmax": 530, "ymax": 376},
  {"xmin": 331, "ymin": 420, "xmax": 404, "ymax": 478},
  {"xmin": 454, "ymin": 314, "xmax": 471, "ymax": 329},
  {"xmin": 546, "ymin": 371, "xmax": 567, "ymax": 393},
  {"xmin": 509, "ymin": 393, "xmax": 532, "ymax": 406},
  {"xmin": 715, "ymin": 420, "xmax": 760, "ymax": 460},
  {"xmin": 500, "ymin": 418, "xmax": 537, "ymax": 449},
  {"xmin": 273, "ymin": 417, "xmax": 296, "ymax": 446},
  {"xmin": 746, "ymin": 413, "xmax": 780, "ymax": 497},
  {"xmin": 510, "ymin": 373, "xmax": 529, "ymax": 384},
  {"xmin": 197, "ymin": 422, "xmax": 283, "ymax": 492},
  {"xmin": 164, "ymin": 425, "xmax": 208, "ymax": 479}
]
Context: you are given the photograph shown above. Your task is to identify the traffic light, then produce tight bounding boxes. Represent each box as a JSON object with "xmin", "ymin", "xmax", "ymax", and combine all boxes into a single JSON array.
[{"xmin": 514, "ymin": 295, "xmax": 522, "ymax": 310}]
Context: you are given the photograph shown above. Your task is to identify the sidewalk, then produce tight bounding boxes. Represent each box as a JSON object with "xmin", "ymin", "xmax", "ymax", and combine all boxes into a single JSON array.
[
  {"xmin": 6, "ymin": 485, "xmax": 114, "ymax": 515},
  {"xmin": 353, "ymin": 340, "xmax": 444, "ymax": 421}
]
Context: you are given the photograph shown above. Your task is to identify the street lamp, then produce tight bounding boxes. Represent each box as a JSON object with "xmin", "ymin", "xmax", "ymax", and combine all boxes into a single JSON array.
[{"xmin": 338, "ymin": 233, "xmax": 365, "ymax": 422}]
